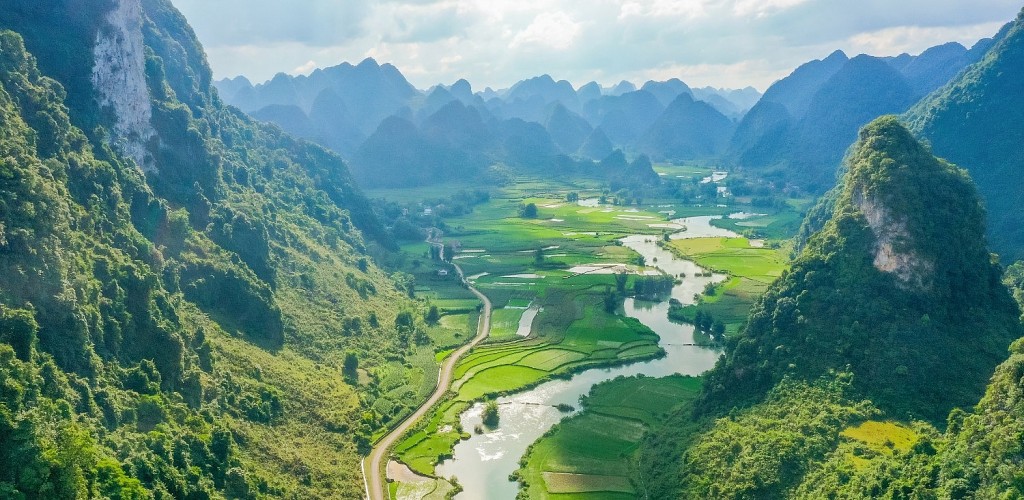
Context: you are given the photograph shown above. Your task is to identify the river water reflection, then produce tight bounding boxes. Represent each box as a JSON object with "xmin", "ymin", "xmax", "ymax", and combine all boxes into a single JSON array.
[{"xmin": 435, "ymin": 215, "xmax": 741, "ymax": 499}]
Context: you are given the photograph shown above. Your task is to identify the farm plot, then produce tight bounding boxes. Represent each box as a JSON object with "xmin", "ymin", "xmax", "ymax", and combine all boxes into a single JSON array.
[{"xmin": 516, "ymin": 375, "xmax": 703, "ymax": 499}]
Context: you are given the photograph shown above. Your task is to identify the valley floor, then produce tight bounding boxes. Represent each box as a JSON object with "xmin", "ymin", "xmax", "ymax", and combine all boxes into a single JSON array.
[{"xmin": 364, "ymin": 165, "xmax": 804, "ymax": 499}]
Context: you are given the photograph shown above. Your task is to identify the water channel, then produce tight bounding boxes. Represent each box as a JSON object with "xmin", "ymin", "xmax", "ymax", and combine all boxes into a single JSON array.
[{"xmin": 434, "ymin": 215, "xmax": 742, "ymax": 499}]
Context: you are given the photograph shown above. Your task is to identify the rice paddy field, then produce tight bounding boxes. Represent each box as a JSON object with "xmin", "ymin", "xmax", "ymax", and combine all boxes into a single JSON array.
[
  {"xmin": 666, "ymin": 237, "xmax": 790, "ymax": 334},
  {"xmin": 516, "ymin": 375, "xmax": 704, "ymax": 499},
  {"xmin": 373, "ymin": 171, "xmax": 803, "ymax": 497}
]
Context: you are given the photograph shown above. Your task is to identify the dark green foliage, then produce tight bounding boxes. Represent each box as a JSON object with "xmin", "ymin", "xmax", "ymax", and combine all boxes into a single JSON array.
[
  {"xmin": 482, "ymin": 400, "xmax": 500, "ymax": 427},
  {"xmin": 425, "ymin": 306, "xmax": 440, "ymax": 326},
  {"xmin": 343, "ymin": 351, "xmax": 358, "ymax": 379},
  {"xmin": 633, "ymin": 275, "xmax": 674, "ymax": 300},
  {"xmin": 683, "ymin": 375, "xmax": 875, "ymax": 499},
  {"xmin": 0, "ymin": 307, "xmax": 38, "ymax": 362},
  {"xmin": 519, "ymin": 202, "xmax": 538, "ymax": 219},
  {"xmin": 1006, "ymin": 262, "xmax": 1024, "ymax": 317},
  {"xmin": 702, "ymin": 117, "xmax": 1023, "ymax": 423},
  {"xmin": 906, "ymin": 9, "xmax": 1024, "ymax": 261},
  {"xmin": 0, "ymin": 0, "xmax": 422, "ymax": 495},
  {"xmin": 937, "ymin": 338, "xmax": 1024, "ymax": 498}
]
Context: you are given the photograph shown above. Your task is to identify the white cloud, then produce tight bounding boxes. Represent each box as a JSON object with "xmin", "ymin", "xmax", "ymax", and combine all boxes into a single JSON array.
[
  {"xmin": 845, "ymin": 21, "xmax": 1005, "ymax": 56},
  {"xmin": 292, "ymin": 60, "xmax": 318, "ymax": 75},
  {"xmin": 732, "ymin": 0, "xmax": 811, "ymax": 18},
  {"xmin": 618, "ymin": 0, "xmax": 710, "ymax": 20},
  {"xmin": 509, "ymin": 12, "xmax": 582, "ymax": 50},
  {"xmin": 172, "ymin": 0, "xmax": 1021, "ymax": 91}
]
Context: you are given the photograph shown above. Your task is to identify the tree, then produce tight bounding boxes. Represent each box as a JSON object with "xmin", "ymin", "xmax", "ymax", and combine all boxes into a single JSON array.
[
  {"xmin": 395, "ymin": 311, "xmax": 415, "ymax": 331},
  {"xmin": 482, "ymin": 400, "xmax": 500, "ymax": 427},
  {"xmin": 343, "ymin": 351, "xmax": 358, "ymax": 379},
  {"xmin": 519, "ymin": 203, "xmax": 538, "ymax": 218},
  {"xmin": 425, "ymin": 305, "xmax": 441, "ymax": 325},
  {"xmin": 712, "ymin": 320, "xmax": 726, "ymax": 337},
  {"xmin": 604, "ymin": 287, "xmax": 618, "ymax": 313},
  {"xmin": 566, "ymin": 192, "xmax": 579, "ymax": 203},
  {"xmin": 534, "ymin": 247, "xmax": 545, "ymax": 265},
  {"xmin": 615, "ymin": 272, "xmax": 628, "ymax": 294}
]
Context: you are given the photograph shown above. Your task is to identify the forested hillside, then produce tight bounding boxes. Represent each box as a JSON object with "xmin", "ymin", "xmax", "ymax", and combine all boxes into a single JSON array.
[
  {"xmin": 0, "ymin": 1, "xmax": 441, "ymax": 497},
  {"xmin": 906, "ymin": 9, "xmax": 1024, "ymax": 262},
  {"xmin": 638, "ymin": 117, "xmax": 1024, "ymax": 499},
  {"xmin": 705, "ymin": 116, "xmax": 1021, "ymax": 422}
]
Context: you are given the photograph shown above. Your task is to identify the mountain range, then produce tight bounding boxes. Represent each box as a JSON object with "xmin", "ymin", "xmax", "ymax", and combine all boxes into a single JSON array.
[
  {"xmin": 215, "ymin": 62, "xmax": 760, "ymax": 184},
  {"xmin": 215, "ymin": 37, "xmax": 992, "ymax": 196},
  {"xmin": 728, "ymin": 38, "xmax": 995, "ymax": 192}
]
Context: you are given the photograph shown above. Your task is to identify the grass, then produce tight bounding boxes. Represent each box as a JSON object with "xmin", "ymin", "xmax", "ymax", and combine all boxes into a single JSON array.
[
  {"xmin": 516, "ymin": 375, "xmax": 703, "ymax": 499},
  {"xmin": 667, "ymin": 237, "xmax": 789, "ymax": 334},
  {"xmin": 709, "ymin": 198, "xmax": 815, "ymax": 240},
  {"xmin": 667, "ymin": 237, "xmax": 787, "ymax": 284},
  {"xmin": 397, "ymin": 297, "xmax": 665, "ymax": 475},
  {"xmin": 489, "ymin": 308, "xmax": 528, "ymax": 342},
  {"xmin": 427, "ymin": 312, "xmax": 477, "ymax": 349},
  {"xmin": 841, "ymin": 420, "xmax": 919, "ymax": 455},
  {"xmin": 384, "ymin": 173, "xmax": 799, "ymax": 492}
]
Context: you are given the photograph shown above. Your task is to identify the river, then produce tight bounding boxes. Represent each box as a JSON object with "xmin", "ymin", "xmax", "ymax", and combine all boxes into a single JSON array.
[{"xmin": 433, "ymin": 215, "xmax": 740, "ymax": 499}]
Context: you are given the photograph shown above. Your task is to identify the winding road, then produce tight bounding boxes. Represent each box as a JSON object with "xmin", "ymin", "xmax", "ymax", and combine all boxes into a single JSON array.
[{"xmin": 363, "ymin": 233, "xmax": 492, "ymax": 500}]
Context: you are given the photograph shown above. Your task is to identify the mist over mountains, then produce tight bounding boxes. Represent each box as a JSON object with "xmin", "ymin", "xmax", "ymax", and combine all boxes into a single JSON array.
[
  {"xmin": 215, "ymin": 60, "xmax": 758, "ymax": 186},
  {"xmin": 215, "ymin": 38, "xmax": 992, "ymax": 195}
]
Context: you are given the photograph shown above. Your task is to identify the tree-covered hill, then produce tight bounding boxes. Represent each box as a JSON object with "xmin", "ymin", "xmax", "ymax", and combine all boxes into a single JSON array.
[
  {"xmin": 0, "ymin": 1, "xmax": 442, "ymax": 497},
  {"xmin": 638, "ymin": 117, "xmax": 1024, "ymax": 500},
  {"xmin": 703, "ymin": 116, "xmax": 1022, "ymax": 423},
  {"xmin": 905, "ymin": 8, "xmax": 1024, "ymax": 262}
]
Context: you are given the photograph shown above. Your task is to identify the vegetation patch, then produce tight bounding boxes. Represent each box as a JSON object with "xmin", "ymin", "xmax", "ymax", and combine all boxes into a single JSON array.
[
  {"xmin": 516, "ymin": 375, "xmax": 702, "ymax": 499},
  {"xmin": 542, "ymin": 472, "xmax": 635, "ymax": 494},
  {"xmin": 840, "ymin": 420, "xmax": 918, "ymax": 455}
]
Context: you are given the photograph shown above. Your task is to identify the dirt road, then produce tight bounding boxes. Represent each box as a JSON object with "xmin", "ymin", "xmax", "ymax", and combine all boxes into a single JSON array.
[{"xmin": 364, "ymin": 237, "xmax": 491, "ymax": 500}]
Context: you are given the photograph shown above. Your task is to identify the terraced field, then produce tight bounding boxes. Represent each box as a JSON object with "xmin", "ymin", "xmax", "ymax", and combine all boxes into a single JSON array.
[
  {"xmin": 378, "ymin": 173, "xmax": 802, "ymax": 497},
  {"xmin": 516, "ymin": 375, "xmax": 703, "ymax": 499},
  {"xmin": 394, "ymin": 296, "xmax": 664, "ymax": 476}
]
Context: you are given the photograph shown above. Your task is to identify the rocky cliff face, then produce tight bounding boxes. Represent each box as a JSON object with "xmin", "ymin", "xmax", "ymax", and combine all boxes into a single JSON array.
[
  {"xmin": 854, "ymin": 192, "xmax": 933, "ymax": 289},
  {"xmin": 700, "ymin": 116, "xmax": 1022, "ymax": 423},
  {"xmin": 92, "ymin": 0, "xmax": 156, "ymax": 171}
]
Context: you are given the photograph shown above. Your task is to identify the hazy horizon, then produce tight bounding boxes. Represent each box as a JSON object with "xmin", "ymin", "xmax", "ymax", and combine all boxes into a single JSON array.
[{"xmin": 172, "ymin": 0, "xmax": 1019, "ymax": 91}]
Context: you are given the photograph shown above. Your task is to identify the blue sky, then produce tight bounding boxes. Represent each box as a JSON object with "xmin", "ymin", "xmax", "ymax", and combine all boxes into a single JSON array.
[{"xmin": 170, "ymin": 0, "xmax": 1022, "ymax": 91}]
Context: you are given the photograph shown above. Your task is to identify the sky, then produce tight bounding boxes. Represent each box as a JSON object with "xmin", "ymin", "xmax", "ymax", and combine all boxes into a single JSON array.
[{"xmin": 170, "ymin": 0, "xmax": 1022, "ymax": 92}]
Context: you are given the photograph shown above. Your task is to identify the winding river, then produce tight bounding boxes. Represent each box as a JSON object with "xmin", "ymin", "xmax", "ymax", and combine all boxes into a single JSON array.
[{"xmin": 434, "ymin": 216, "xmax": 741, "ymax": 499}]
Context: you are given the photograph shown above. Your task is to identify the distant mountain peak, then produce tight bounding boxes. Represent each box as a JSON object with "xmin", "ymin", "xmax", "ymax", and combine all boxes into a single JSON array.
[{"xmin": 825, "ymin": 49, "xmax": 849, "ymax": 62}]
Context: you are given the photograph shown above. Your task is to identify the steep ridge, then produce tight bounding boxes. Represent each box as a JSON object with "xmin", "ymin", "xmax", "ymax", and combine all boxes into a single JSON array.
[
  {"xmin": 906, "ymin": 9, "xmax": 1024, "ymax": 261},
  {"xmin": 704, "ymin": 117, "xmax": 1022, "ymax": 422},
  {"xmin": 640, "ymin": 117, "xmax": 1024, "ymax": 499},
  {"xmin": 636, "ymin": 93, "xmax": 735, "ymax": 161},
  {"xmin": 0, "ymin": 1, "xmax": 436, "ymax": 497},
  {"xmin": 729, "ymin": 39, "xmax": 993, "ymax": 193}
]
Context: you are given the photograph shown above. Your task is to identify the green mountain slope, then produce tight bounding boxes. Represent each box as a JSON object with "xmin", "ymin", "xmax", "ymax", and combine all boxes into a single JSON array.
[
  {"xmin": 703, "ymin": 117, "xmax": 1022, "ymax": 423},
  {"xmin": 905, "ymin": 9, "xmax": 1024, "ymax": 262},
  {"xmin": 0, "ymin": 1, "xmax": 439, "ymax": 497},
  {"xmin": 640, "ymin": 117, "xmax": 1024, "ymax": 500}
]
